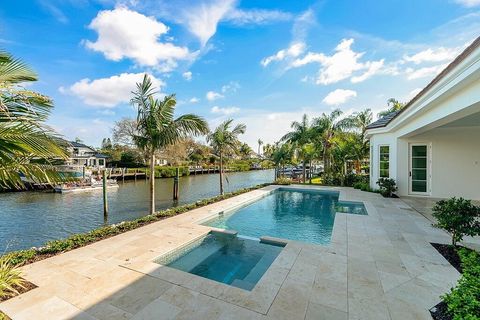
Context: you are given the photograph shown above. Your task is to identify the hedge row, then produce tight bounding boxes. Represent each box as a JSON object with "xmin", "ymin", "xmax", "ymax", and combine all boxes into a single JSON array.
[
  {"xmin": 0, "ymin": 183, "xmax": 271, "ymax": 267},
  {"xmin": 442, "ymin": 248, "xmax": 480, "ymax": 319}
]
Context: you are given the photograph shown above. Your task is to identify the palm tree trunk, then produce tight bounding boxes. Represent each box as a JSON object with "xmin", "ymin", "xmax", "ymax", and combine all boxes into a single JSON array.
[
  {"xmin": 149, "ymin": 151, "xmax": 155, "ymax": 215},
  {"xmin": 302, "ymin": 160, "xmax": 306, "ymax": 183},
  {"xmin": 219, "ymin": 152, "xmax": 224, "ymax": 195}
]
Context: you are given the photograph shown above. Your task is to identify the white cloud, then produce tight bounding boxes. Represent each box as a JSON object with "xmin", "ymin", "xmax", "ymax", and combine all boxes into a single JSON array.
[
  {"xmin": 261, "ymin": 42, "xmax": 305, "ymax": 67},
  {"xmin": 225, "ymin": 8, "xmax": 292, "ymax": 25},
  {"xmin": 454, "ymin": 0, "xmax": 480, "ymax": 7},
  {"xmin": 275, "ymin": 38, "xmax": 385, "ymax": 85},
  {"xmin": 405, "ymin": 63, "xmax": 447, "ymax": 80},
  {"xmin": 211, "ymin": 106, "xmax": 240, "ymax": 115},
  {"xmin": 62, "ymin": 73, "xmax": 164, "ymax": 107},
  {"xmin": 84, "ymin": 7, "xmax": 191, "ymax": 70},
  {"xmin": 221, "ymin": 81, "xmax": 240, "ymax": 93},
  {"xmin": 189, "ymin": 97, "xmax": 199, "ymax": 103},
  {"xmin": 182, "ymin": 71, "xmax": 192, "ymax": 80},
  {"xmin": 351, "ymin": 59, "xmax": 385, "ymax": 83},
  {"xmin": 403, "ymin": 47, "xmax": 461, "ymax": 64},
  {"xmin": 206, "ymin": 91, "xmax": 224, "ymax": 101},
  {"xmin": 183, "ymin": 0, "xmax": 236, "ymax": 47},
  {"xmin": 322, "ymin": 89, "xmax": 357, "ymax": 106}
]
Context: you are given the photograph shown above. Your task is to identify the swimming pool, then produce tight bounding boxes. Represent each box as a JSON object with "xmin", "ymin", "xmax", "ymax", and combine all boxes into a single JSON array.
[
  {"xmin": 154, "ymin": 232, "xmax": 283, "ymax": 290},
  {"xmin": 204, "ymin": 188, "xmax": 367, "ymax": 245}
]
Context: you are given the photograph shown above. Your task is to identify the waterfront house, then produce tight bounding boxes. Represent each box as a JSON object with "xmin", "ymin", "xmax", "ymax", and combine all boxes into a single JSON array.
[
  {"xmin": 66, "ymin": 141, "xmax": 108, "ymax": 169},
  {"xmin": 366, "ymin": 36, "xmax": 480, "ymax": 200}
]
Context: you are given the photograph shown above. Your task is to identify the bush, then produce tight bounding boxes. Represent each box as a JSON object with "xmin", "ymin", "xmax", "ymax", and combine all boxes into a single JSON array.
[
  {"xmin": 376, "ymin": 178, "xmax": 397, "ymax": 197},
  {"xmin": 0, "ymin": 257, "xmax": 26, "ymax": 299},
  {"xmin": 442, "ymin": 248, "xmax": 480, "ymax": 319},
  {"xmin": 274, "ymin": 177, "xmax": 292, "ymax": 185},
  {"xmin": 432, "ymin": 197, "xmax": 480, "ymax": 246}
]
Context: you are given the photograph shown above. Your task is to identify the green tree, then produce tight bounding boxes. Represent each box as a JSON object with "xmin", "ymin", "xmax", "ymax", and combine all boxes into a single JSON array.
[
  {"xmin": 207, "ymin": 119, "xmax": 246, "ymax": 195},
  {"xmin": 281, "ymin": 114, "xmax": 313, "ymax": 183},
  {"xmin": 377, "ymin": 98, "xmax": 404, "ymax": 118},
  {"xmin": 239, "ymin": 143, "xmax": 253, "ymax": 160},
  {"xmin": 0, "ymin": 51, "xmax": 68, "ymax": 189},
  {"xmin": 312, "ymin": 109, "xmax": 351, "ymax": 176},
  {"xmin": 131, "ymin": 75, "xmax": 209, "ymax": 214},
  {"xmin": 272, "ymin": 143, "xmax": 293, "ymax": 179}
]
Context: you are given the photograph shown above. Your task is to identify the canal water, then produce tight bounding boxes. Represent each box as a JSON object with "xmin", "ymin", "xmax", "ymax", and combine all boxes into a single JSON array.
[{"xmin": 0, "ymin": 170, "xmax": 274, "ymax": 253}]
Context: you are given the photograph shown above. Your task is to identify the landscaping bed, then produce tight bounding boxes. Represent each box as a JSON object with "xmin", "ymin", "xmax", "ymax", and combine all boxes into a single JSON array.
[
  {"xmin": 429, "ymin": 244, "xmax": 479, "ymax": 320},
  {"xmin": 0, "ymin": 280, "xmax": 37, "ymax": 303}
]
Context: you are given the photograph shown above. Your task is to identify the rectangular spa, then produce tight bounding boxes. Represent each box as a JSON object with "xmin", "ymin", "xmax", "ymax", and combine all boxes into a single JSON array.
[
  {"xmin": 203, "ymin": 188, "xmax": 367, "ymax": 245},
  {"xmin": 154, "ymin": 232, "xmax": 283, "ymax": 291}
]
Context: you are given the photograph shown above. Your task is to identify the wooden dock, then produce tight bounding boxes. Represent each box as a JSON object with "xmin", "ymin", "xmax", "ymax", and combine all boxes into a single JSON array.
[{"xmin": 106, "ymin": 168, "xmax": 146, "ymax": 182}]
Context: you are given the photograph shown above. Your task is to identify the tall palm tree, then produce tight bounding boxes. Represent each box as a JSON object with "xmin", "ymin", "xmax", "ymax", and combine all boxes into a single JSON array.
[
  {"xmin": 312, "ymin": 109, "xmax": 351, "ymax": 175},
  {"xmin": 272, "ymin": 142, "xmax": 293, "ymax": 179},
  {"xmin": 377, "ymin": 98, "xmax": 404, "ymax": 118},
  {"xmin": 239, "ymin": 142, "xmax": 253, "ymax": 160},
  {"xmin": 257, "ymin": 139, "xmax": 263, "ymax": 157},
  {"xmin": 343, "ymin": 109, "xmax": 373, "ymax": 172},
  {"xmin": 207, "ymin": 119, "xmax": 246, "ymax": 195},
  {"xmin": 281, "ymin": 114, "xmax": 312, "ymax": 183},
  {"xmin": 131, "ymin": 75, "xmax": 209, "ymax": 214},
  {"xmin": 0, "ymin": 51, "xmax": 68, "ymax": 189}
]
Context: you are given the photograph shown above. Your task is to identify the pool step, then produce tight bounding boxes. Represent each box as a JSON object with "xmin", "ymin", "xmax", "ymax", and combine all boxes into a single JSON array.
[{"xmin": 168, "ymin": 242, "xmax": 222, "ymax": 272}]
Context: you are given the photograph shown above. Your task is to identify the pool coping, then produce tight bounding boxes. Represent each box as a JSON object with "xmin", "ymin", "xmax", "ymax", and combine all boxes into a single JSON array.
[{"xmin": 119, "ymin": 184, "xmax": 371, "ymax": 315}]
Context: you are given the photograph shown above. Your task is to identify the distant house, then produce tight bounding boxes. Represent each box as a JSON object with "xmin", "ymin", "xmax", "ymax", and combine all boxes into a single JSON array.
[
  {"xmin": 66, "ymin": 141, "xmax": 108, "ymax": 169},
  {"xmin": 365, "ymin": 36, "xmax": 480, "ymax": 200}
]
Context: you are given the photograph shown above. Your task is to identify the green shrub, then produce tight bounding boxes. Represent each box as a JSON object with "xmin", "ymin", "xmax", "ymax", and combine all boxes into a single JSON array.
[
  {"xmin": 274, "ymin": 177, "xmax": 292, "ymax": 185},
  {"xmin": 0, "ymin": 257, "xmax": 26, "ymax": 299},
  {"xmin": 376, "ymin": 178, "xmax": 397, "ymax": 197},
  {"xmin": 442, "ymin": 248, "xmax": 480, "ymax": 320},
  {"xmin": 432, "ymin": 197, "xmax": 480, "ymax": 246}
]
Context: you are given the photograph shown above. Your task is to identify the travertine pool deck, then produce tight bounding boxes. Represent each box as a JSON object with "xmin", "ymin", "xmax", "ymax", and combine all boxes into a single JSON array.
[{"xmin": 0, "ymin": 185, "xmax": 460, "ymax": 320}]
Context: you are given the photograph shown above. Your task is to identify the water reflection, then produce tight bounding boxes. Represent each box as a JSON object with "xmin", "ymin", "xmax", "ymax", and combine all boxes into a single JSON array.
[{"xmin": 0, "ymin": 170, "xmax": 274, "ymax": 252}]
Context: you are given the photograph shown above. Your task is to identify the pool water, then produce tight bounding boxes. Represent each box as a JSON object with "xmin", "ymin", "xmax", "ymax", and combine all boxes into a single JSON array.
[
  {"xmin": 155, "ymin": 233, "xmax": 283, "ymax": 290},
  {"xmin": 204, "ymin": 188, "xmax": 366, "ymax": 245}
]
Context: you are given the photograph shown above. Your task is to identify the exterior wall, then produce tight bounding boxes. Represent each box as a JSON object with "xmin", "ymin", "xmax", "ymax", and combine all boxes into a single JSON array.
[
  {"xmin": 369, "ymin": 133, "xmax": 398, "ymax": 190},
  {"xmin": 371, "ymin": 126, "xmax": 480, "ymax": 200},
  {"xmin": 401, "ymin": 126, "xmax": 480, "ymax": 200}
]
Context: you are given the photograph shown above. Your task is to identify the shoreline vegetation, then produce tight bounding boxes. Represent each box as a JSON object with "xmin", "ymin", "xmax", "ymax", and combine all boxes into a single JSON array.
[{"xmin": 0, "ymin": 183, "xmax": 271, "ymax": 268}]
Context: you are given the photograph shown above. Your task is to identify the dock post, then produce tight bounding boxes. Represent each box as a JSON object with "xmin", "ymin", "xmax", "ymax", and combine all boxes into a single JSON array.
[
  {"xmin": 103, "ymin": 170, "xmax": 108, "ymax": 223},
  {"xmin": 173, "ymin": 167, "xmax": 179, "ymax": 200}
]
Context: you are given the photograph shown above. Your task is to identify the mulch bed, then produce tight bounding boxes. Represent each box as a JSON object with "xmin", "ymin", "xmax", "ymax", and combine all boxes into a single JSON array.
[
  {"xmin": 430, "ymin": 301, "xmax": 451, "ymax": 320},
  {"xmin": 429, "ymin": 243, "xmax": 477, "ymax": 320},
  {"xmin": 430, "ymin": 242, "xmax": 475, "ymax": 273},
  {"xmin": 0, "ymin": 280, "xmax": 37, "ymax": 303}
]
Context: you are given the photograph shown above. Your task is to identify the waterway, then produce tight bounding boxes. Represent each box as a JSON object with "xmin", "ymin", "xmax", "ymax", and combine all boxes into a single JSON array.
[{"xmin": 0, "ymin": 170, "xmax": 274, "ymax": 253}]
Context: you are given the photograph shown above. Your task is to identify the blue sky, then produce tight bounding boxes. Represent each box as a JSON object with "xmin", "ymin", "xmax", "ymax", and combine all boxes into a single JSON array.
[{"xmin": 2, "ymin": 0, "xmax": 480, "ymax": 148}]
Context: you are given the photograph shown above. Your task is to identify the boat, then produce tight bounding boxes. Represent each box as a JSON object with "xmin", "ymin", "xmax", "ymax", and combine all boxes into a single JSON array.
[{"xmin": 54, "ymin": 177, "xmax": 119, "ymax": 194}]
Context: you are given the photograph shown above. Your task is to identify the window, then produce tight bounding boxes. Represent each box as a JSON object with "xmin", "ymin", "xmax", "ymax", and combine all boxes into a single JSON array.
[
  {"xmin": 99, "ymin": 159, "xmax": 104, "ymax": 166},
  {"xmin": 379, "ymin": 145, "xmax": 389, "ymax": 178}
]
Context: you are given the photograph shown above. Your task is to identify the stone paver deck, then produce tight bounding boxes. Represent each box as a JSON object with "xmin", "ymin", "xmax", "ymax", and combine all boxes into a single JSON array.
[{"xmin": 0, "ymin": 185, "xmax": 460, "ymax": 320}]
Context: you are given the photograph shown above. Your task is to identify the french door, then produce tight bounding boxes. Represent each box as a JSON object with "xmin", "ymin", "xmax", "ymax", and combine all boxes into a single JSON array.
[{"xmin": 409, "ymin": 144, "xmax": 430, "ymax": 194}]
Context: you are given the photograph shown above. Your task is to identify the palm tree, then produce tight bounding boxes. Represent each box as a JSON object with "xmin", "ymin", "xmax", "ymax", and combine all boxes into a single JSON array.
[
  {"xmin": 239, "ymin": 143, "xmax": 253, "ymax": 159},
  {"xmin": 281, "ymin": 114, "xmax": 312, "ymax": 183},
  {"xmin": 272, "ymin": 142, "xmax": 293, "ymax": 179},
  {"xmin": 344, "ymin": 109, "xmax": 373, "ymax": 172},
  {"xmin": 257, "ymin": 139, "xmax": 263, "ymax": 157},
  {"xmin": 131, "ymin": 75, "xmax": 209, "ymax": 214},
  {"xmin": 312, "ymin": 109, "xmax": 351, "ymax": 175},
  {"xmin": 207, "ymin": 119, "xmax": 246, "ymax": 195},
  {"xmin": 377, "ymin": 98, "xmax": 404, "ymax": 118},
  {"xmin": 0, "ymin": 51, "xmax": 69, "ymax": 189}
]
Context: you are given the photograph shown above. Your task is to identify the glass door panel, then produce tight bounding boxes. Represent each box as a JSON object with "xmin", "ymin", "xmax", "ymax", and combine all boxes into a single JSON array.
[{"xmin": 411, "ymin": 145, "xmax": 427, "ymax": 193}]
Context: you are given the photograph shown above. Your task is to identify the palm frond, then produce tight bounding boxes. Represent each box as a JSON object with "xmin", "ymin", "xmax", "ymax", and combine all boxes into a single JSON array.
[{"xmin": 0, "ymin": 51, "xmax": 37, "ymax": 84}]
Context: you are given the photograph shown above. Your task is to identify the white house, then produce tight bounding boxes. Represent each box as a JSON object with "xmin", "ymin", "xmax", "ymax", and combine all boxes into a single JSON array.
[
  {"xmin": 366, "ymin": 36, "xmax": 480, "ymax": 201},
  {"xmin": 66, "ymin": 141, "xmax": 108, "ymax": 169}
]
